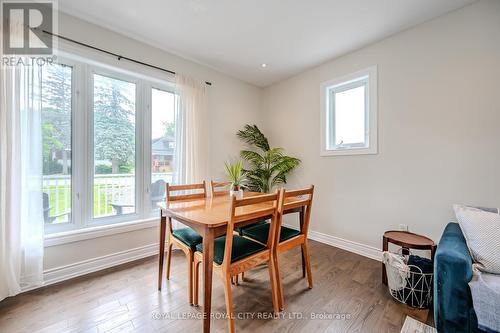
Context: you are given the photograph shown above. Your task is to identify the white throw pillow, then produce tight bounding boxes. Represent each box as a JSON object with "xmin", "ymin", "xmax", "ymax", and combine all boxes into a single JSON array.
[{"xmin": 453, "ymin": 204, "xmax": 500, "ymax": 274}]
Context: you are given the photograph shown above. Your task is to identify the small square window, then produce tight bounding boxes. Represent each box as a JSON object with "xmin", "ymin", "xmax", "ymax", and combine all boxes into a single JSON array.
[{"xmin": 320, "ymin": 66, "xmax": 377, "ymax": 156}]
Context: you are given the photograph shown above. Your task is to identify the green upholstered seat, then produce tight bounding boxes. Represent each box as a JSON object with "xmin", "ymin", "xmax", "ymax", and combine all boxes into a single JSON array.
[
  {"xmin": 242, "ymin": 223, "xmax": 300, "ymax": 245},
  {"xmin": 195, "ymin": 235, "xmax": 266, "ymax": 265},
  {"xmin": 172, "ymin": 227, "xmax": 203, "ymax": 251},
  {"xmin": 234, "ymin": 219, "xmax": 268, "ymax": 236}
]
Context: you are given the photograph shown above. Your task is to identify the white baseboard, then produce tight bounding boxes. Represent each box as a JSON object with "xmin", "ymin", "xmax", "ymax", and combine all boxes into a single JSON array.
[
  {"xmin": 36, "ymin": 228, "xmax": 380, "ymax": 292},
  {"xmin": 42, "ymin": 242, "xmax": 166, "ymax": 287},
  {"xmin": 284, "ymin": 224, "xmax": 382, "ymax": 262}
]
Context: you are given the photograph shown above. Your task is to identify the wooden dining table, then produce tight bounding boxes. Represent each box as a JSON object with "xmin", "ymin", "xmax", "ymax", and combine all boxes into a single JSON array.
[{"xmin": 157, "ymin": 191, "xmax": 305, "ymax": 333}]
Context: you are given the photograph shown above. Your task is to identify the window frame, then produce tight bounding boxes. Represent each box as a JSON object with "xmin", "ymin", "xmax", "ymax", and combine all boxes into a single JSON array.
[
  {"xmin": 44, "ymin": 46, "xmax": 176, "ymax": 235},
  {"xmin": 88, "ymin": 66, "xmax": 142, "ymax": 226},
  {"xmin": 320, "ymin": 66, "xmax": 378, "ymax": 156}
]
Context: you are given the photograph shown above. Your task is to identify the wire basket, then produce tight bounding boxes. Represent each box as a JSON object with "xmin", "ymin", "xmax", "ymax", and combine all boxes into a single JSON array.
[{"xmin": 384, "ymin": 250, "xmax": 433, "ymax": 309}]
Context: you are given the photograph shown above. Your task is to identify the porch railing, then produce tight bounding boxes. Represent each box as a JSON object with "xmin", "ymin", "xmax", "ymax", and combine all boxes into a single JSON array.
[{"xmin": 42, "ymin": 172, "xmax": 173, "ymax": 221}]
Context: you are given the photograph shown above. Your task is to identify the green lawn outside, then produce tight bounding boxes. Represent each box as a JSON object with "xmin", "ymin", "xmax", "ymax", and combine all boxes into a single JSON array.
[
  {"xmin": 43, "ymin": 184, "xmax": 130, "ymax": 222},
  {"xmin": 43, "ymin": 173, "xmax": 170, "ymax": 224}
]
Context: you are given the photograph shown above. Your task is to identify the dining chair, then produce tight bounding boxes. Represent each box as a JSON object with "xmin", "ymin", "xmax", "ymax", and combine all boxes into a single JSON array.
[
  {"xmin": 211, "ymin": 180, "xmax": 252, "ymax": 285},
  {"xmin": 164, "ymin": 181, "xmax": 207, "ymax": 305},
  {"xmin": 242, "ymin": 185, "xmax": 314, "ymax": 310},
  {"xmin": 210, "ymin": 180, "xmax": 230, "ymax": 197},
  {"xmin": 193, "ymin": 192, "xmax": 281, "ymax": 332}
]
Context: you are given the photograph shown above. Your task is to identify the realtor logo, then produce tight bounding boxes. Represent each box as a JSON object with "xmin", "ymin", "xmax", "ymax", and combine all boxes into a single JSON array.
[{"xmin": 1, "ymin": 1, "xmax": 54, "ymax": 55}]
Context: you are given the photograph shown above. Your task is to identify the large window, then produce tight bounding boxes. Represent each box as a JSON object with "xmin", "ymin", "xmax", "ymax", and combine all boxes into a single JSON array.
[
  {"xmin": 41, "ymin": 53, "xmax": 176, "ymax": 234},
  {"xmin": 320, "ymin": 66, "xmax": 378, "ymax": 156}
]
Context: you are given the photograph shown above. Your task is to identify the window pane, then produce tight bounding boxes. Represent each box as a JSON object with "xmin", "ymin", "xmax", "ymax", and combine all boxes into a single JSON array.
[
  {"xmin": 151, "ymin": 88, "xmax": 175, "ymax": 211},
  {"xmin": 334, "ymin": 85, "xmax": 366, "ymax": 145},
  {"xmin": 93, "ymin": 74, "xmax": 136, "ymax": 218},
  {"xmin": 41, "ymin": 63, "xmax": 72, "ymax": 225}
]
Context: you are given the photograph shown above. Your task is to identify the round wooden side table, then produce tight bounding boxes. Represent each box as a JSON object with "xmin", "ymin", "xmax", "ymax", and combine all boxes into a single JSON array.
[{"xmin": 382, "ymin": 230, "xmax": 436, "ymax": 285}]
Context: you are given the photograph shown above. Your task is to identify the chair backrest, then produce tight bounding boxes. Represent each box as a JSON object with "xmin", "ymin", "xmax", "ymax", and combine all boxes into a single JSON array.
[
  {"xmin": 277, "ymin": 185, "xmax": 315, "ymax": 241},
  {"xmin": 222, "ymin": 192, "xmax": 280, "ymax": 268},
  {"xmin": 166, "ymin": 181, "xmax": 207, "ymax": 202},
  {"xmin": 210, "ymin": 180, "xmax": 231, "ymax": 197}
]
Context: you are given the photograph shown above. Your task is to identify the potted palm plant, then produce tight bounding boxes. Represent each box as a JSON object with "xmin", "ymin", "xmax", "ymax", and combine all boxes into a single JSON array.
[
  {"xmin": 237, "ymin": 124, "xmax": 300, "ymax": 193},
  {"xmin": 224, "ymin": 160, "xmax": 246, "ymax": 199}
]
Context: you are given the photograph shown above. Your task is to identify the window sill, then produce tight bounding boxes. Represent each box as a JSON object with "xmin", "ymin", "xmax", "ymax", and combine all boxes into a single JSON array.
[
  {"xmin": 44, "ymin": 217, "xmax": 159, "ymax": 247},
  {"xmin": 321, "ymin": 146, "xmax": 377, "ymax": 156}
]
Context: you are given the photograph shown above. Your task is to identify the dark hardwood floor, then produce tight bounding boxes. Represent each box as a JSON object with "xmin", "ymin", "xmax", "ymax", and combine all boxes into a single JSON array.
[{"xmin": 0, "ymin": 240, "xmax": 430, "ymax": 333}]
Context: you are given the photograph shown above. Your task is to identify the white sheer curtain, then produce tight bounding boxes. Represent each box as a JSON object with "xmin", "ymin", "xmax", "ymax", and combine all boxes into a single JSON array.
[
  {"xmin": 173, "ymin": 74, "xmax": 210, "ymax": 185},
  {"xmin": 171, "ymin": 74, "xmax": 209, "ymax": 229},
  {"xmin": 0, "ymin": 60, "xmax": 45, "ymax": 301}
]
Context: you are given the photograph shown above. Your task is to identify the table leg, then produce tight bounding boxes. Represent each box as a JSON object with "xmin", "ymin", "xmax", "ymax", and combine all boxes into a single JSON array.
[
  {"xmin": 202, "ymin": 228, "xmax": 215, "ymax": 333},
  {"xmin": 158, "ymin": 212, "xmax": 166, "ymax": 290},
  {"xmin": 382, "ymin": 236, "xmax": 388, "ymax": 285}
]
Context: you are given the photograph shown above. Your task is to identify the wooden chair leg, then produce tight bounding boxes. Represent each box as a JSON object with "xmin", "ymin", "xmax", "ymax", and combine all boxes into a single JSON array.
[
  {"xmin": 166, "ymin": 240, "xmax": 173, "ymax": 280},
  {"xmin": 158, "ymin": 217, "xmax": 166, "ymax": 290},
  {"xmin": 274, "ymin": 253, "xmax": 285, "ymax": 311},
  {"xmin": 241, "ymin": 272, "xmax": 245, "ymax": 282},
  {"xmin": 230, "ymin": 274, "xmax": 242, "ymax": 285},
  {"xmin": 222, "ymin": 275, "xmax": 235, "ymax": 333},
  {"xmin": 268, "ymin": 259, "xmax": 280, "ymax": 314},
  {"xmin": 301, "ymin": 247, "xmax": 306, "ymax": 278},
  {"xmin": 193, "ymin": 258, "xmax": 200, "ymax": 306},
  {"xmin": 188, "ymin": 251, "xmax": 193, "ymax": 305},
  {"xmin": 302, "ymin": 241, "xmax": 313, "ymax": 289}
]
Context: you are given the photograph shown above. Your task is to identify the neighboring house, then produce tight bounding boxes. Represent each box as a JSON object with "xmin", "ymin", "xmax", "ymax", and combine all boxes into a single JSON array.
[{"xmin": 152, "ymin": 136, "xmax": 175, "ymax": 172}]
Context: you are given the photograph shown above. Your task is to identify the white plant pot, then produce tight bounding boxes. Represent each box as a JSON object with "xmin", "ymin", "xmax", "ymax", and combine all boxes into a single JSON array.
[{"xmin": 229, "ymin": 189, "xmax": 244, "ymax": 199}]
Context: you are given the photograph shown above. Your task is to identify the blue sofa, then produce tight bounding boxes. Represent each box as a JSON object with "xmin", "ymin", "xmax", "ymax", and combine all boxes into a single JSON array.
[{"xmin": 434, "ymin": 223, "xmax": 482, "ymax": 333}]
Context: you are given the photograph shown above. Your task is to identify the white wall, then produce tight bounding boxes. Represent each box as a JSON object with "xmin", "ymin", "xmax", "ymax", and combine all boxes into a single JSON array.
[
  {"xmin": 262, "ymin": 0, "xmax": 500, "ymax": 250},
  {"xmin": 44, "ymin": 12, "xmax": 263, "ymax": 272}
]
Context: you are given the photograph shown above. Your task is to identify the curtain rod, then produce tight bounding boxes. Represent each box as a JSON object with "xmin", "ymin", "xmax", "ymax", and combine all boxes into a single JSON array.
[{"xmin": 40, "ymin": 29, "xmax": 212, "ymax": 86}]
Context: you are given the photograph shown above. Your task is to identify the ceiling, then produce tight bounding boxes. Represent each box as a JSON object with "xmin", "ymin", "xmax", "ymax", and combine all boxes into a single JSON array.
[{"xmin": 59, "ymin": 0, "xmax": 475, "ymax": 87}]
